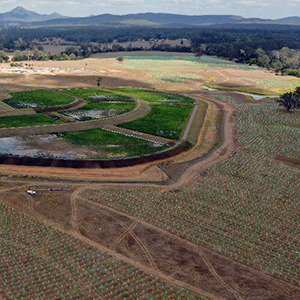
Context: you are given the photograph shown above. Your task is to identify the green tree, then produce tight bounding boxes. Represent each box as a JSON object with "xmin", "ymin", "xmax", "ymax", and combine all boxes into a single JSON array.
[
  {"xmin": 32, "ymin": 49, "xmax": 42, "ymax": 61},
  {"xmin": 62, "ymin": 53, "xmax": 70, "ymax": 60},
  {"xmin": 0, "ymin": 51, "xmax": 9, "ymax": 63},
  {"xmin": 277, "ymin": 89, "xmax": 300, "ymax": 112},
  {"xmin": 69, "ymin": 53, "xmax": 76, "ymax": 60},
  {"xmin": 12, "ymin": 50, "xmax": 29, "ymax": 61},
  {"xmin": 97, "ymin": 77, "xmax": 103, "ymax": 87}
]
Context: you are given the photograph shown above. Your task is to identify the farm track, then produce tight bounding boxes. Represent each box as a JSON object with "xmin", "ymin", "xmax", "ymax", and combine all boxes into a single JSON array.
[
  {"xmin": 61, "ymin": 189, "xmax": 218, "ymax": 299},
  {"xmin": 181, "ymin": 99, "xmax": 199, "ymax": 141},
  {"xmin": 72, "ymin": 193, "xmax": 244, "ymax": 299},
  {"xmin": 0, "ymin": 188, "xmax": 110, "ymax": 299},
  {"xmin": 0, "ymin": 92, "xmax": 298, "ymax": 298},
  {"xmin": 0, "ymin": 98, "xmax": 151, "ymax": 138},
  {"xmin": 75, "ymin": 191, "xmax": 300, "ymax": 294},
  {"xmin": 196, "ymin": 249, "xmax": 244, "ymax": 300},
  {"xmin": 169, "ymin": 94, "xmax": 237, "ymax": 190},
  {"xmin": 107, "ymin": 214, "xmax": 158, "ymax": 269},
  {"xmin": 71, "ymin": 188, "xmax": 158, "ymax": 269},
  {"xmin": 112, "ymin": 222, "xmax": 138, "ymax": 249}
]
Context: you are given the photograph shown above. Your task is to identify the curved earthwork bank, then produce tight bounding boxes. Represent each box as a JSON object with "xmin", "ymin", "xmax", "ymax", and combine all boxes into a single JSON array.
[{"xmin": 0, "ymin": 89, "xmax": 227, "ymax": 175}]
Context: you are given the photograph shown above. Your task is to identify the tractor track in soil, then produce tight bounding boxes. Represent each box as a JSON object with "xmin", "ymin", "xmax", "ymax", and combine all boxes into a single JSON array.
[
  {"xmin": 74, "ymin": 188, "xmax": 300, "ymax": 295},
  {"xmin": 71, "ymin": 188, "xmax": 158, "ymax": 270},
  {"xmin": 0, "ymin": 93, "xmax": 296, "ymax": 299},
  {"xmin": 73, "ymin": 192, "xmax": 245, "ymax": 300}
]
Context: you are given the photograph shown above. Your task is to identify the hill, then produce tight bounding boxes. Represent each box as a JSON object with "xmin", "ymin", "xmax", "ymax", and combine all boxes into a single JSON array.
[
  {"xmin": 0, "ymin": 7, "xmax": 300, "ymax": 27},
  {"xmin": 0, "ymin": 6, "xmax": 67, "ymax": 23}
]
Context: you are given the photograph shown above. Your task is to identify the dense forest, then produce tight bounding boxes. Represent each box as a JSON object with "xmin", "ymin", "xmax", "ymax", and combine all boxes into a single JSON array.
[
  {"xmin": 191, "ymin": 29, "xmax": 300, "ymax": 76},
  {"xmin": 2, "ymin": 25, "xmax": 300, "ymax": 75}
]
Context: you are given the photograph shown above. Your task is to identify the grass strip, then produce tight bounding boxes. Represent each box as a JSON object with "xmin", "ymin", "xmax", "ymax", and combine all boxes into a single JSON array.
[
  {"xmin": 111, "ymin": 87, "xmax": 195, "ymax": 103},
  {"xmin": 4, "ymin": 90, "xmax": 73, "ymax": 109},
  {"xmin": 119, "ymin": 104, "xmax": 193, "ymax": 140},
  {"xmin": 0, "ymin": 114, "xmax": 63, "ymax": 128},
  {"xmin": 62, "ymin": 128, "xmax": 169, "ymax": 158}
]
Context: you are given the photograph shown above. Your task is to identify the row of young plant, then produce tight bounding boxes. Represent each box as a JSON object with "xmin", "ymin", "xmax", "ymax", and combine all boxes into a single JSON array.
[
  {"xmin": 0, "ymin": 203, "xmax": 202, "ymax": 299},
  {"xmin": 84, "ymin": 97, "xmax": 300, "ymax": 285}
]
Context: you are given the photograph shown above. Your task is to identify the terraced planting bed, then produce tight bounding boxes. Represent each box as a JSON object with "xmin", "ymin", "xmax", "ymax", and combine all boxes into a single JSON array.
[
  {"xmin": 3, "ymin": 90, "xmax": 73, "ymax": 109},
  {"xmin": 111, "ymin": 87, "xmax": 195, "ymax": 103},
  {"xmin": 61, "ymin": 128, "xmax": 169, "ymax": 158},
  {"xmin": 62, "ymin": 101, "xmax": 136, "ymax": 121},
  {"xmin": 0, "ymin": 114, "xmax": 63, "ymax": 128},
  {"xmin": 119, "ymin": 104, "xmax": 194, "ymax": 140},
  {"xmin": 84, "ymin": 97, "xmax": 300, "ymax": 286}
]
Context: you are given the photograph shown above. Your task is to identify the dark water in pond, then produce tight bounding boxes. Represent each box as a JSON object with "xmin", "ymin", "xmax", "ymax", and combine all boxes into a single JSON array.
[{"xmin": 0, "ymin": 137, "xmax": 86, "ymax": 159}]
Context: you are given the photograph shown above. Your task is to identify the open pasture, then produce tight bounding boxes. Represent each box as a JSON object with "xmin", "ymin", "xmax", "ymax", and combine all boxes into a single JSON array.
[
  {"xmin": 119, "ymin": 104, "xmax": 193, "ymax": 140},
  {"xmin": 84, "ymin": 97, "xmax": 300, "ymax": 286},
  {"xmin": 4, "ymin": 90, "xmax": 73, "ymax": 109}
]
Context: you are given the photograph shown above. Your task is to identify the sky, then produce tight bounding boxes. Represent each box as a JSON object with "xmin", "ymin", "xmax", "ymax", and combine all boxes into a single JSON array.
[{"xmin": 2, "ymin": 0, "xmax": 300, "ymax": 19}]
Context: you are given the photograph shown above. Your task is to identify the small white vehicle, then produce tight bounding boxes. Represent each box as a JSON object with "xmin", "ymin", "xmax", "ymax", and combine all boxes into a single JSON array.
[{"xmin": 27, "ymin": 190, "xmax": 37, "ymax": 195}]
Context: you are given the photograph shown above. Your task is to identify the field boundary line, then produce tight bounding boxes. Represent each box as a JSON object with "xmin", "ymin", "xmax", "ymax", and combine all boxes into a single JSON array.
[
  {"xmin": 8, "ymin": 186, "xmax": 218, "ymax": 300},
  {"xmin": 77, "ymin": 190, "xmax": 300, "ymax": 292}
]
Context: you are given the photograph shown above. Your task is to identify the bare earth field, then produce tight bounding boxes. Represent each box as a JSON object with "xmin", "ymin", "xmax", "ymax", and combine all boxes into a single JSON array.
[
  {"xmin": 0, "ymin": 55, "xmax": 299, "ymax": 299},
  {"xmin": 0, "ymin": 56, "xmax": 298, "ymax": 94}
]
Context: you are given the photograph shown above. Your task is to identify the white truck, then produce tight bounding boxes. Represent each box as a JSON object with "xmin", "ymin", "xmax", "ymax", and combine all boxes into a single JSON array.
[{"xmin": 27, "ymin": 190, "xmax": 37, "ymax": 195}]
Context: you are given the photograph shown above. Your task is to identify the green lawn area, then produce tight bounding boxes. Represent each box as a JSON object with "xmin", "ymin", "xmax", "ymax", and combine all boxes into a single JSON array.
[
  {"xmin": 119, "ymin": 104, "xmax": 193, "ymax": 140},
  {"xmin": 4, "ymin": 90, "xmax": 73, "ymax": 109},
  {"xmin": 0, "ymin": 114, "xmax": 63, "ymax": 128},
  {"xmin": 62, "ymin": 129, "xmax": 169, "ymax": 158},
  {"xmin": 62, "ymin": 101, "xmax": 136, "ymax": 121},
  {"xmin": 110, "ymin": 87, "xmax": 195, "ymax": 103},
  {"xmin": 59, "ymin": 88, "xmax": 131, "ymax": 101}
]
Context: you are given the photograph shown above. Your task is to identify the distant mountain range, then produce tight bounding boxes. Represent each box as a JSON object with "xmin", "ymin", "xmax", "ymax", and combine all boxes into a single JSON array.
[
  {"xmin": 1, "ymin": 7, "xmax": 300, "ymax": 27},
  {"xmin": 0, "ymin": 6, "xmax": 67, "ymax": 23}
]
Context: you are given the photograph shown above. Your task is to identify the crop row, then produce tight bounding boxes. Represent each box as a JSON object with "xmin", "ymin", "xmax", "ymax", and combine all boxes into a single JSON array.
[
  {"xmin": 0, "ymin": 203, "xmax": 203, "ymax": 299},
  {"xmin": 84, "ymin": 98, "xmax": 300, "ymax": 285},
  {"xmin": 242, "ymin": 78, "xmax": 300, "ymax": 90}
]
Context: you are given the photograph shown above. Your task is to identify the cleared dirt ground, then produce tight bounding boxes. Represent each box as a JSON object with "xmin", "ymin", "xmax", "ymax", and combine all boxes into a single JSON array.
[
  {"xmin": 0, "ymin": 55, "xmax": 299, "ymax": 299},
  {"xmin": 0, "ymin": 56, "xmax": 298, "ymax": 94},
  {"xmin": 0, "ymin": 183, "xmax": 299, "ymax": 300}
]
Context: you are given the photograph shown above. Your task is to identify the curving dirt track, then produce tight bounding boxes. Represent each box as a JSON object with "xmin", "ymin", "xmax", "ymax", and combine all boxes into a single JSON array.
[
  {"xmin": 168, "ymin": 94, "xmax": 237, "ymax": 189},
  {"xmin": 3, "ymin": 180, "xmax": 299, "ymax": 300},
  {"xmin": 0, "ymin": 97, "xmax": 151, "ymax": 138},
  {"xmin": 0, "ymin": 93, "xmax": 234, "ymax": 183},
  {"xmin": 1, "ymin": 92, "xmax": 300, "ymax": 299}
]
